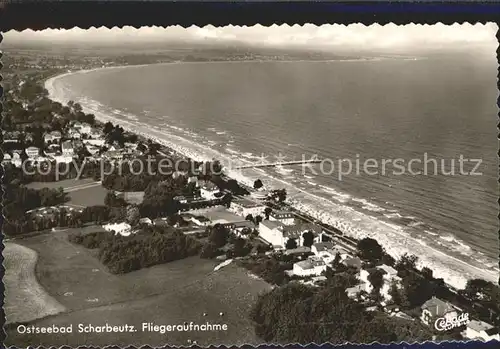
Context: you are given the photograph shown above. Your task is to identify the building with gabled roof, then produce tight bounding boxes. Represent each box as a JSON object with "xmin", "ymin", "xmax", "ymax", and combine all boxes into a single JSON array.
[{"xmin": 421, "ymin": 296, "xmax": 458, "ymax": 326}]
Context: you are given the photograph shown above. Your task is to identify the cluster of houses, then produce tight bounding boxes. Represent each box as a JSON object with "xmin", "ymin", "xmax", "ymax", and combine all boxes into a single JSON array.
[{"xmin": 2, "ymin": 121, "xmax": 149, "ymax": 167}]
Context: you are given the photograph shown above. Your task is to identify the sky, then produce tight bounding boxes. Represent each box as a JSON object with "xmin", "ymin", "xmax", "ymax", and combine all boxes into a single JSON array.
[{"xmin": 3, "ymin": 23, "xmax": 498, "ymax": 52}]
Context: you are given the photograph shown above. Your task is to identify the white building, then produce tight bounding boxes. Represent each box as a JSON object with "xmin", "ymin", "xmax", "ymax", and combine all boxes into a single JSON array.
[
  {"xmin": 259, "ymin": 220, "xmax": 322, "ymax": 249},
  {"xmin": 79, "ymin": 123, "xmax": 92, "ymax": 135},
  {"xmin": 269, "ymin": 210, "xmax": 296, "ymax": 225},
  {"xmin": 43, "ymin": 131, "xmax": 62, "ymax": 144},
  {"xmin": 25, "ymin": 146, "xmax": 40, "ymax": 159},
  {"xmin": 346, "ymin": 283, "xmax": 367, "ymax": 299},
  {"xmin": 463, "ymin": 320, "xmax": 500, "ymax": 342},
  {"xmin": 2, "ymin": 153, "xmax": 12, "ymax": 164},
  {"xmin": 199, "ymin": 181, "xmax": 220, "ymax": 200},
  {"xmin": 11, "ymin": 153, "xmax": 22, "ymax": 167},
  {"xmin": 293, "ymin": 257, "xmax": 327, "ymax": 277},
  {"xmin": 311, "ymin": 242, "xmax": 350, "ymax": 264},
  {"xmin": 61, "ymin": 141, "xmax": 74, "ymax": 157},
  {"xmin": 229, "ymin": 198, "xmax": 266, "ymax": 217},
  {"xmin": 89, "ymin": 128, "xmax": 103, "ymax": 139},
  {"xmin": 69, "ymin": 130, "xmax": 81, "ymax": 139}
]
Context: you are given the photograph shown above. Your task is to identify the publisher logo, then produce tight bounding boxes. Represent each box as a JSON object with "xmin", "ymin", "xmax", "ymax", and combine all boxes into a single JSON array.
[{"xmin": 434, "ymin": 313, "xmax": 470, "ymax": 331}]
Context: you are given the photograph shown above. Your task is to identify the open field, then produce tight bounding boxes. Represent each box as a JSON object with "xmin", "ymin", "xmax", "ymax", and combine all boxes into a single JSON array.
[
  {"xmin": 3, "ymin": 242, "xmax": 66, "ymax": 324},
  {"xmin": 26, "ymin": 179, "xmax": 107, "ymax": 207},
  {"xmin": 5, "ymin": 231, "xmax": 272, "ymax": 347}
]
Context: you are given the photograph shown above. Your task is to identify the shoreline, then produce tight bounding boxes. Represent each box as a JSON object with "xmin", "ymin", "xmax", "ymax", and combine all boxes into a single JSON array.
[{"xmin": 44, "ymin": 66, "xmax": 498, "ymax": 290}]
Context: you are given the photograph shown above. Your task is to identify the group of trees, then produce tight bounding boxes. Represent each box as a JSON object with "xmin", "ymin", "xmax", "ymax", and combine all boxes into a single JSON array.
[
  {"xmin": 71, "ymin": 226, "xmax": 202, "ymax": 274},
  {"xmin": 250, "ymin": 282, "xmax": 453, "ymax": 344},
  {"xmin": 3, "ymin": 183, "xmax": 69, "ymax": 235}
]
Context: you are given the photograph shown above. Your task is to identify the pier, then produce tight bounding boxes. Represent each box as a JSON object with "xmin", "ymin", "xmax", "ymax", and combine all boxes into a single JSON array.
[{"xmin": 233, "ymin": 159, "xmax": 322, "ymax": 170}]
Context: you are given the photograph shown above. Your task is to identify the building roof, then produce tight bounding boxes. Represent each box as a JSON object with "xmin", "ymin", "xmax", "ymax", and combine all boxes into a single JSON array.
[
  {"xmin": 295, "ymin": 258, "xmax": 326, "ymax": 270},
  {"xmin": 50, "ymin": 131, "xmax": 62, "ymax": 137},
  {"xmin": 270, "ymin": 210, "xmax": 295, "ymax": 219},
  {"xmin": 346, "ymin": 283, "xmax": 365, "ymax": 294},
  {"xmin": 377, "ymin": 264, "xmax": 398, "ymax": 276},
  {"xmin": 467, "ymin": 320, "xmax": 495, "ymax": 333},
  {"xmin": 421, "ymin": 297, "xmax": 455, "ymax": 317},
  {"xmin": 312, "ymin": 242, "xmax": 335, "ymax": 252},
  {"xmin": 260, "ymin": 220, "xmax": 285, "ymax": 230}
]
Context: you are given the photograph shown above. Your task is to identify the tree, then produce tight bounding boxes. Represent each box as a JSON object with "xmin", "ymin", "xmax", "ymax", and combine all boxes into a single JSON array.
[
  {"xmin": 200, "ymin": 242, "xmax": 219, "ymax": 259},
  {"xmin": 395, "ymin": 253, "xmax": 418, "ymax": 273},
  {"xmin": 126, "ymin": 205, "xmax": 140, "ymax": 226},
  {"xmin": 285, "ymin": 238, "xmax": 297, "ymax": 250},
  {"xmin": 253, "ymin": 179, "xmax": 263, "ymax": 189},
  {"xmin": 388, "ymin": 280, "xmax": 406, "ymax": 307},
  {"xmin": 255, "ymin": 215, "xmax": 263, "ymax": 225},
  {"xmin": 103, "ymin": 121, "xmax": 114, "ymax": 135},
  {"xmin": 264, "ymin": 207, "xmax": 272, "ymax": 219},
  {"xmin": 209, "ymin": 224, "xmax": 230, "ymax": 248},
  {"xmin": 302, "ymin": 231, "xmax": 314, "ymax": 247},
  {"xmin": 233, "ymin": 237, "xmax": 251, "ymax": 257},
  {"xmin": 245, "ymin": 214, "xmax": 255, "ymax": 223},
  {"xmin": 357, "ymin": 237, "xmax": 384, "ymax": 263},
  {"xmin": 421, "ymin": 267, "xmax": 433, "ymax": 280},
  {"xmin": 368, "ymin": 269, "xmax": 385, "ymax": 294},
  {"xmin": 332, "ymin": 252, "xmax": 342, "ymax": 268}
]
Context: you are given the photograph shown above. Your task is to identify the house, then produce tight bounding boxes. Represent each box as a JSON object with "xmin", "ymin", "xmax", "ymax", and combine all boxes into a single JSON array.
[
  {"xmin": 2, "ymin": 131, "xmax": 21, "ymax": 143},
  {"xmin": 89, "ymin": 128, "xmax": 103, "ymax": 139},
  {"xmin": 115, "ymin": 191, "xmax": 145, "ymax": 205},
  {"xmin": 85, "ymin": 144, "xmax": 100, "ymax": 155},
  {"xmin": 346, "ymin": 284, "xmax": 367, "ymax": 299},
  {"xmin": 2, "ymin": 153, "xmax": 12, "ymax": 164},
  {"xmin": 229, "ymin": 198, "xmax": 266, "ymax": 217},
  {"xmin": 315, "ymin": 245, "xmax": 350, "ymax": 264},
  {"xmin": 258, "ymin": 221, "xmax": 323, "ymax": 249},
  {"xmin": 358, "ymin": 264, "xmax": 402, "ymax": 300},
  {"xmin": 79, "ymin": 123, "xmax": 92, "ymax": 135},
  {"xmin": 139, "ymin": 217, "xmax": 152, "ymax": 225},
  {"xmin": 463, "ymin": 320, "xmax": 500, "ymax": 341},
  {"xmin": 269, "ymin": 210, "xmax": 296, "ymax": 225},
  {"xmin": 25, "ymin": 146, "xmax": 40, "ymax": 158},
  {"xmin": 69, "ymin": 129, "xmax": 81, "ymax": 139},
  {"xmin": 44, "ymin": 144, "xmax": 61, "ymax": 157},
  {"xmin": 293, "ymin": 257, "xmax": 327, "ymax": 277},
  {"xmin": 11, "ymin": 152, "xmax": 22, "ymax": 167},
  {"xmin": 43, "ymin": 131, "xmax": 62, "ymax": 144},
  {"xmin": 104, "ymin": 150, "xmax": 123, "ymax": 161},
  {"xmin": 199, "ymin": 181, "xmax": 220, "ymax": 200},
  {"xmin": 420, "ymin": 296, "xmax": 458, "ymax": 326},
  {"xmin": 61, "ymin": 141, "xmax": 74, "ymax": 157}
]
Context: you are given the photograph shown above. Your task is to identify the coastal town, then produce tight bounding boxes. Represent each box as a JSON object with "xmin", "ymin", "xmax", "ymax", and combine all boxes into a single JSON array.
[{"xmin": 3, "ymin": 47, "xmax": 500, "ymax": 346}]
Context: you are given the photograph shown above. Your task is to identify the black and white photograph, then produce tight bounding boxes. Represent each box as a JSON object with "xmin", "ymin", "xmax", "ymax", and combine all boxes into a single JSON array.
[{"xmin": 1, "ymin": 23, "xmax": 499, "ymax": 347}]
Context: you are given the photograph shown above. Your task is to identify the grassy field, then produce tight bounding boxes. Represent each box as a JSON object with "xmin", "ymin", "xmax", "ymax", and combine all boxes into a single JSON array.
[
  {"xmin": 5, "ymin": 230, "xmax": 272, "ymax": 347},
  {"xmin": 3, "ymin": 242, "xmax": 66, "ymax": 324}
]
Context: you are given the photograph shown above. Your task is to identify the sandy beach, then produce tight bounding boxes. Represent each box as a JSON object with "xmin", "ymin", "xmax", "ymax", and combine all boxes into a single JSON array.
[{"xmin": 45, "ymin": 67, "xmax": 498, "ymax": 290}]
